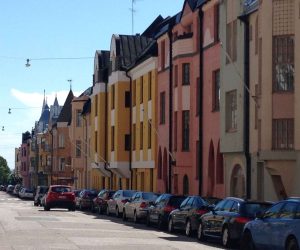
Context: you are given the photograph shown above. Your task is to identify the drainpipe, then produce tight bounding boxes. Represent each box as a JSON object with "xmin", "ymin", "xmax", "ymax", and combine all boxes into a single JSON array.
[
  {"xmin": 82, "ymin": 116, "xmax": 88, "ymax": 189},
  {"xmin": 49, "ymin": 129, "xmax": 53, "ymax": 185},
  {"xmin": 104, "ymin": 77, "xmax": 113, "ymax": 190},
  {"xmin": 198, "ymin": 6, "xmax": 204, "ymax": 196},
  {"xmin": 240, "ymin": 15, "xmax": 251, "ymax": 199},
  {"xmin": 125, "ymin": 70, "xmax": 133, "ymax": 190},
  {"xmin": 167, "ymin": 25, "xmax": 174, "ymax": 194}
]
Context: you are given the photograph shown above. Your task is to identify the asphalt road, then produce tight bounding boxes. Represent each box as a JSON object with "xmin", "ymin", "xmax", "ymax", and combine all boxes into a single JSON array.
[{"xmin": 0, "ymin": 191, "xmax": 223, "ymax": 250}]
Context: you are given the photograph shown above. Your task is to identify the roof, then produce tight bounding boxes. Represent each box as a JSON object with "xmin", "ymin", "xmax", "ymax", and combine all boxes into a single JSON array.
[
  {"xmin": 38, "ymin": 108, "xmax": 50, "ymax": 123},
  {"xmin": 53, "ymin": 96, "xmax": 59, "ymax": 106},
  {"xmin": 56, "ymin": 90, "xmax": 74, "ymax": 123},
  {"xmin": 81, "ymin": 98, "xmax": 91, "ymax": 115},
  {"xmin": 154, "ymin": 12, "xmax": 181, "ymax": 39},
  {"xmin": 79, "ymin": 86, "xmax": 93, "ymax": 97},
  {"xmin": 118, "ymin": 35, "xmax": 153, "ymax": 70},
  {"xmin": 142, "ymin": 15, "xmax": 165, "ymax": 38}
]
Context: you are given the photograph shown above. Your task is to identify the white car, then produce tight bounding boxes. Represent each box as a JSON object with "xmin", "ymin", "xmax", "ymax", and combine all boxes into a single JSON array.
[{"xmin": 19, "ymin": 188, "xmax": 34, "ymax": 199}]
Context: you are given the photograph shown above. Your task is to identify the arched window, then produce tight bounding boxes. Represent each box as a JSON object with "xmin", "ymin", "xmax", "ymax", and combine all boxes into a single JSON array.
[{"xmin": 183, "ymin": 175, "xmax": 189, "ymax": 196}]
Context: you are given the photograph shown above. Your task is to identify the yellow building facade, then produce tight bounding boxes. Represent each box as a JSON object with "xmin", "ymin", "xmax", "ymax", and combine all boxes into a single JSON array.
[{"xmin": 128, "ymin": 57, "xmax": 157, "ymax": 192}]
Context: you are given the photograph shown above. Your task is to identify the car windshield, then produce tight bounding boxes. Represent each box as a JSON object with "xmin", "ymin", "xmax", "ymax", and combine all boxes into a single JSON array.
[
  {"xmin": 123, "ymin": 190, "xmax": 136, "ymax": 197},
  {"xmin": 87, "ymin": 191, "xmax": 98, "ymax": 198},
  {"xmin": 169, "ymin": 196, "xmax": 186, "ymax": 207},
  {"xmin": 242, "ymin": 203, "xmax": 272, "ymax": 217},
  {"xmin": 51, "ymin": 186, "xmax": 71, "ymax": 193},
  {"xmin": 142, "ymin": 193, "xmax": 159, "ymax": 201}
]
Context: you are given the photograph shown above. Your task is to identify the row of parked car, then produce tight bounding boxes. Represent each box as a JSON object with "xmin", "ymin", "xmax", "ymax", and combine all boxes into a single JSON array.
[
  {"xmin": 2, "ymin": 184, "xmax": 299, "ymax": 249},
  {"xmin": 1, "ymin": 184, "xmax": 34, "ymax": 199}
]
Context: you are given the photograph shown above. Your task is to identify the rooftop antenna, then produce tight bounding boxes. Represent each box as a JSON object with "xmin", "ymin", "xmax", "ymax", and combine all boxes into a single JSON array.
[{"xmin": 130, "ymin": 0, "xmax": 137, "ymax": 35}]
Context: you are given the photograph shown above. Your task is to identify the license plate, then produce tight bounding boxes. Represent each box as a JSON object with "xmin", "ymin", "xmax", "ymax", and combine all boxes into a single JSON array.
[{"xmin": 59, "ymin": 196, "xmax": 66, "ymax": 199}]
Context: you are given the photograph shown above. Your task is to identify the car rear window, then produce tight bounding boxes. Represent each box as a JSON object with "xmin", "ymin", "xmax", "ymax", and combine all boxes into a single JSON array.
[
  {"xmin": 51, "ymin": 186, "xmax": 71, "ymax": 193},
  {"xmin": 142, "ymin": 193, "xmax": 158, "ymax": 201},
  {"xmin": 168, "ymin": 196, "xmax": 186, "ymax": 207},
  {"xmin": 242, "ymin": 203, "xmax": 272, "ymax": 217},
  {"xmin": 123, "ymin": 190, "xmax": 136, "ymax": 197}
]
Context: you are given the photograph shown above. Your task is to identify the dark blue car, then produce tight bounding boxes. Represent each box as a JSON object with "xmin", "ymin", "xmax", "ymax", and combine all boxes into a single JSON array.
[{"xmin": 241, "ymin": 199, "xmax": 300, "ymax": 250}]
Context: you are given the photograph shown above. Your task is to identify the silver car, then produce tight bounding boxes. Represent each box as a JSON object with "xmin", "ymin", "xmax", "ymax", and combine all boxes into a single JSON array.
[
  {"xmin": 106, "ymin": 190, "xmax": 137, "ymax": 217},
  {"xmin": 19, "ymin": 188, "xmax": 34, "ymax": 199},
  {"xmin": 123, "ymin": 192, "xmax": 159, "ymax": 223}
]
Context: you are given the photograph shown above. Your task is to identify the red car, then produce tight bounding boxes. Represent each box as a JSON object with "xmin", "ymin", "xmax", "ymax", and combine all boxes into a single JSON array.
[{"xmin": 44, "ymin": 185, "xmax": 75, "ymax": 211}]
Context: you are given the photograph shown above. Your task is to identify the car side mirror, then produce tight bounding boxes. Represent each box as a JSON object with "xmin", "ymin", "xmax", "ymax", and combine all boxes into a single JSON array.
[{"xmin": 255, "ymin": 211, "xmax": 264, "ymax": 219}]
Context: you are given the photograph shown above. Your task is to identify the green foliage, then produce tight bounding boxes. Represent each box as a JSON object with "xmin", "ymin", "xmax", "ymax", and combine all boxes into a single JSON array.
[
  {"xmin": 8, "ymin": 172, "xmax": 22, "ymax": 185},
  {"xmin": 0, "ymin": 156, "xmax": 11, "ymax": 185}
]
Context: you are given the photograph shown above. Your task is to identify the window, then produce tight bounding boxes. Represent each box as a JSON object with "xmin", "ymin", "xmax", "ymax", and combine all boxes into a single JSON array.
[
  {"xmin": 95, "ymin": 95, "xmax": 98, "ymax": 116},
  {"xmin": 94, "ymin": 131, "xmax": 97, "ymax": 153},
  {"xmin": 111, "ymin": 126, "xmax": 115, "ymax": 151},
  {"xmin": 148, "ymin": 72, "xmax": 152, "ymax": 100},
  {"xmin": 182, "ymin": 63, "xmax": 190, "ymax": 85},
  {"xmin": 174, "ymin": 112, "xmax": 177, "ymax": 151},
  {"xmin": 111, "ymin": 85, "xmax": 115, "ymax": 109},
  {"xmin": 174, "ymin": 65, "xmax": 178, "ymax": 87},
  {"xmin": 125, "ymin": 134, "xmax": 130, "ymax": 151},
  {"xmin": 215, "ymin": 199, "xmax": 228, "ymax": 211},
  {"xmin": 223, "ymin": 200, "xmax": 234, "ymax": 211},
  {"xmin": 161, "ymin": 40, "xmax": 165, "ymax": 70},
  {"xmin": 132, "ymin": 124, "xmax": 136, "ymax": 150},
  {"xmin": 76, "ymin": 109, "xmax": 82, "ymax": 127},
  {"xmin": 59, "ymin": 158, "xmax": 65, "ymax": 171},
  {"xmin": 273, "ymin": 36, "xmax": 294, "ymax": 92},
  {"xmin": 213, "ymin": 70, "xmax": 220, "ymax": 111},
  {"xmin": 58, "ymin": 134, "xmax": 64, "ymax": 148},
  {"xmin": 132, "ymin": 80, "xmax": 136, "ymax": 106},
  {"xmin": 272, "ymin": 119, "xmax": 294, "ymax": 150},
  {"xmin": 264, "ymin": 203, "xmax": 284, "ymax": 219},
  {"xmin": 76, "ymin": 140, "xmax": 81, "ymax": 157},
  {"xmin": 182, "ymin": 111, "xmax": 190, "ymax": 151},
  {"xmin": 279, "ymin": 202, "xmax": 297, "ymax": 219},
  {"xmin": 226, "ymin": 20, "xmax": 237, "ymax": 63},
  {"xmin": 140, "ymin": 76, "xmax": 143, "ymax": 104},
  {"xmin": 230, "ymin": 202, "xmax": 239, "ymax": 213},
  {"xmin": 226, "ymin": 90, "xmax": 237, "ymax": 132},
  {"xmin": 125, "ymin": 91, "xmax": 130, "ymax": 107},
  {"xmin": 140, "ymin": 122, "xmax": 143, "ymax": 150},
  {"xmin": 160, "ymin": 92, "xmax": 166, "ymax": 124},
  {"xmin": 148, "ymin": 120, "xmax": 151, "ymax": 149}
]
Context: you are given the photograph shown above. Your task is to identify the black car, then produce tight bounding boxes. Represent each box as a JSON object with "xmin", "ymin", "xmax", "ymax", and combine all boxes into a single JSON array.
[
  {"xmin": 168, "ymin": 196, "xmax": 211, "ymax": 236},
  {"xmin": 146, "ymin": 193, "xmax": 186, "ymax": 229},
  {"xmin": 197, "ymin": 197, "xmax": 273, "ymax": 247}
]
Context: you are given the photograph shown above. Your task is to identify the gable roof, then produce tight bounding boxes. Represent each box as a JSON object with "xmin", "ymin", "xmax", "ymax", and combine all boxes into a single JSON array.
[
  {"xmin": 82, "ymin": 98, "xmax": 91, "ymax": 115},
  {"xmin": 56, "ymin": 90, "xmax": 74, "ymax": 124},
  {"xmin": 154, "ymin": 12, "xmax": 181, "ymax": 39},
  {"xmin": 142, "ymin": 15, "xmax": 165, "ymax": 38},
  {"xmin": 118, "ymin": 35, "xmax": 153, "ymax": 70}
]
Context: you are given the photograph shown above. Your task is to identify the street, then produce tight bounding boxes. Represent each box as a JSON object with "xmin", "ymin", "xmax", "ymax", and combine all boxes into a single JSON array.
[{"xmin": 0, "ymin": 192, "xmax": 223, "ymax": 250}]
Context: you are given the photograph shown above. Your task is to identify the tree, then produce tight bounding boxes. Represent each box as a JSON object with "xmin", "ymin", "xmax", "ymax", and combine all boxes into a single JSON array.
[{"xmin": 0, "ymin": 156, "xmax": 11, "ymax": 185}]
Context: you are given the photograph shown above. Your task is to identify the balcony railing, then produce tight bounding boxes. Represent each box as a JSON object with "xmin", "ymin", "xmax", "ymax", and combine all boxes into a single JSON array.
[{"xmin": 173, "ymin": 33, "xmax": 194, "ymax": 58}]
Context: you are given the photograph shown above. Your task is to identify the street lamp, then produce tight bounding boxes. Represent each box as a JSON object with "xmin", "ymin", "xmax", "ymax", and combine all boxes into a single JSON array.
[{"xmin": 25, "ymin": 59, "xmax": 31, "ymax": 67}]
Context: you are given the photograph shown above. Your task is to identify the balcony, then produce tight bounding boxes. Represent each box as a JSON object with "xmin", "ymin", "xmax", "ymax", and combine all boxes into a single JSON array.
[{"xmin": 173, "ymin": 33, "xmax": 194, "ymax": 58}]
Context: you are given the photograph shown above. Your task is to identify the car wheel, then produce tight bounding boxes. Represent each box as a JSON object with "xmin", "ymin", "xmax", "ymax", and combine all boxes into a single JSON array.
[
  {"xmin": 116, "ymin": 207, "xmax": 120, "ymax": 217},
  {"xmin": 286, "ymin": 237, "xmax": 299, "ymax": 250},
  {"xmin": 79, "ymin": 202, "xmax": 83, "ymax": 211},
  {"xmin": 197, "ymin": 222, "xmax": 206, "ymax": 241},
  {"xmin": 122, "ymin": 210, "xmax": 127, "ymax": 221},
  {"xmin": 98, "ymin": 206, "xmax": 102, "ymax": 215},
  {"xmin": 133, "ymin": 211, "xmax": 138, "ymax": 224},
  {"xmin": 91, "ymin": 204, "xmax": 95, "ymax": 213},
  {"xmin": 241, "ymin": 231, "xmax": 255, "ymax": 250},
  {"xmin": 185, "ymin": 219, "xmax": 192, "ymax": 237},
  {"xmin": 222, "ymin": 226, "xmax": 231, "ymax": 248},
  {"xmin": 168, "ymin": 218, "xmax": 174, "ymax": 233},
  {"xmin": 44, "ymin": 205, "xmax": 50, "ymax": 211},
  {"xmin": 146, "ymin": 213, "xmax": 151, "ymax": 227}
]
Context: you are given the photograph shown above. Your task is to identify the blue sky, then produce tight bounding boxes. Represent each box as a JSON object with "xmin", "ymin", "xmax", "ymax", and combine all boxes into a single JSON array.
[{"xmin": 0, "ymin": 0, "xmax": 183, "ymax": 170}]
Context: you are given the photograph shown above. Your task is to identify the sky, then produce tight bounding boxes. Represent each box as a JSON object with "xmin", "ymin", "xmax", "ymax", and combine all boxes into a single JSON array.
[{"xmin": 0, "ymin": 0, "xmax": 184, "ymax": 170}]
